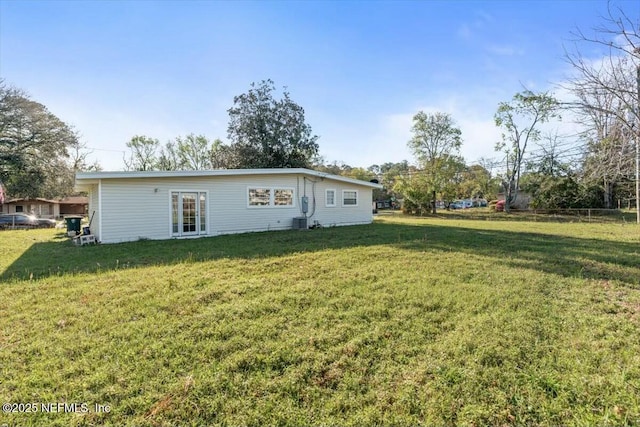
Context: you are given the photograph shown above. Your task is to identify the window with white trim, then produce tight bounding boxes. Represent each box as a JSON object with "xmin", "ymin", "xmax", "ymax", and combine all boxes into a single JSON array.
[
  {"xmin": 248, "ymin": 188, "xmax": 271, "ymax": 206},
  {"xmin": 274, "ymin": 189, "xmax": 294, "ymax": 206},
  {"xmin": 247, "ymin": 187, "xmax": 295, "ymax": 208},
  {"xmin": 342, "ymin": 190, "xmax": 358, "ymax": 206},
  {"xmin": 325, "ymin": 189, "xmax": 336, "ymax": 207}
]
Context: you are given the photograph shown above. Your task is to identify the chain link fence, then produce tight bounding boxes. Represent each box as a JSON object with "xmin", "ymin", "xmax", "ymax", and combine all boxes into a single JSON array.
[{"xmin": 383, "ymin": 208, "xmax": 639, "ymax": 223}]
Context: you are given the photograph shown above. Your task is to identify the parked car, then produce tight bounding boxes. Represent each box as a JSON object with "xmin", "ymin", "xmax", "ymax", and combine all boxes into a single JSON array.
[
  {"xmin": 461, "ymin": 199, "xmax": 474, "ymax": 209},
  {"xmin": 450, "ymin": 201, "xmax": 463, "ymax": 209},
  {"xmin": 34, "ymin": 217, "xmax": 57, "ymax": 228},
  {"xmin": 0, "ymin": 214, "xmax": 56, "ymax": 229},
  {"xmin": 0, "ymin": 213, "xmax": 38, "ymax": 229}
]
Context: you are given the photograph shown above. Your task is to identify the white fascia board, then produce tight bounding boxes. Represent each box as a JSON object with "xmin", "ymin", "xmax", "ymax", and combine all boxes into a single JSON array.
[
  {"xmin": 75, "ymin": 168, "xmax": 383, "ymax": 189},
  {"xmin": 308, "ymin": 171, "xmax": 383, "ymax": 189}
]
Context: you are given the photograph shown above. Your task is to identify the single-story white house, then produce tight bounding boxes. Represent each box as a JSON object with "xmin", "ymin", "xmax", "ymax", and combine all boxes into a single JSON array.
[{"xmin": 74, "ymin": 168, "xmax": 383, "ymax": 244}]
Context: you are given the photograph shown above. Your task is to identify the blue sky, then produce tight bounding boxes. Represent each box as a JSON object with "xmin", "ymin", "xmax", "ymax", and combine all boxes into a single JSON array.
[{"xmin": 1, "ymin": 0, "xmax": 637, "ymax": 171}]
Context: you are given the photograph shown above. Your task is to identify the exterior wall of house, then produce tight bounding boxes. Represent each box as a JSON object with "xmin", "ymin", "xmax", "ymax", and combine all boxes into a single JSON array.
[
  {"xmin": 301, "ymin": 177, "xmax": 374, "ymax": 228},
  {"xmin": 1, "ymin": 201, "xmax": 58, "ymax": 218},
  {"xmin": 210, "ymin": 174, "xmax": 303, "ymax": 235},
  {"xmin": 3, "ymin": 202, "xmax": 22, "ymax": 214},
  {"xmin": 59, "ymin": 203, "xmax": 86, "ymax": 216},
  {"xmin": 96, "ymin": 174, "xmax": 375, "ymax": 244},
  {"xmin": 87, "ymin": 184, "xmax": 101, "ymax": 240}
]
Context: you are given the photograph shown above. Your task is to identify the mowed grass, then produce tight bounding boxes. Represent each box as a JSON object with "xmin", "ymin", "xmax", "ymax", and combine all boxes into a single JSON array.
[{"xmin": 1, "ymin": 215, "xmax": 639, "ymax": 426}]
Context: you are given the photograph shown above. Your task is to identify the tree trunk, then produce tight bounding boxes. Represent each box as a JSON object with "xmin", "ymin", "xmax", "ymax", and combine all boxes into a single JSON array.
[
  {"xmin": 505, "ymin": 179, "xmax": 513, "ymax": 213},
  {"xmin": 604, "ymin": 178, "xmax": 613, "ymax": 209},
  {"xmin": 431, "ymin": 190, "xmax": 437, "ymax": 214}
]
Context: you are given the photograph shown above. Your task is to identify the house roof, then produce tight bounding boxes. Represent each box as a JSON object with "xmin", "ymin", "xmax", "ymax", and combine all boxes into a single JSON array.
[
  {"xmin": 75, "ymin": 168, "xmax": 383, "ymax": 190},
  {"xmin": 3, "ymin": 197, "xmax": 58, "ymax": 204},
  {"xmin": 58, "ymin": 196, "xmax": 88, "ymax": 205},
  {"xmin": 2, "ymin": 196, "xmax": 89, "ymax": 205}
]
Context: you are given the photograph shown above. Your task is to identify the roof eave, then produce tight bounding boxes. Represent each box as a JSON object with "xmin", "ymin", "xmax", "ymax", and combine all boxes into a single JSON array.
[{"xmin": 75, "ymin": 168, "xmax": 383, "ymax": 189}]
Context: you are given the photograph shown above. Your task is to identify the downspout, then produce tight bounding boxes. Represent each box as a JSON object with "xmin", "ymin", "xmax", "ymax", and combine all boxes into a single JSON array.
[{"xmin": 303, "ymin": 177, "xmax": 307, "ymax": 219}]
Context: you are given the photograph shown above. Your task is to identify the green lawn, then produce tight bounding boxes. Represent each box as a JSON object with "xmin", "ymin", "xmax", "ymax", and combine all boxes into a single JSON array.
[{"xmin": 1, "ymin": 215, "xmax": 639, "ymax": 426}]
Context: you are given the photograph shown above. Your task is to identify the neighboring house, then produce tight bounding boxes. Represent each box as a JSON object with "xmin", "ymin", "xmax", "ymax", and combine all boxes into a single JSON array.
[
  {"xmin": 59, "ymin": 196, "xmax": 89, "ymax": 216},
  {"xmin": 1, "ymin": 198, "xmax": 59, "ymax": 218},
  {"xmin": 74, "ymin": 168, "xmax": 383, "ymax": 244},
  {"xmin": 0, "ymin": 197, "xmax": 88, "ymax": 218}
]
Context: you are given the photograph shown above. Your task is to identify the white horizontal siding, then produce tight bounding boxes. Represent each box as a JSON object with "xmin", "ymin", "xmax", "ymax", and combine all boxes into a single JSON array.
[
  {"xmin": 210, "ymin": 175, "xmax": 302, "ymax": 234},
  {"xmin": 97, "ymin": 173, "xmax": 375, "ymax": 243},
  {"xmin": 305, "ymin": 179, "xmax": 374, "ymax": 227},
  {"xmin": 87, "ymin": 184, "xmax": 101, "ymax": 241},
  {"xmin": 100, "ymin": 177, "xmax": 209, "ymax": 243}
]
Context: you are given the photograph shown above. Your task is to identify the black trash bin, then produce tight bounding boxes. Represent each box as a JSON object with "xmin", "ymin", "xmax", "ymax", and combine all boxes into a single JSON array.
[{"xmin": 65, "ymin": 216, "xmax": 82, "ymax": 235}]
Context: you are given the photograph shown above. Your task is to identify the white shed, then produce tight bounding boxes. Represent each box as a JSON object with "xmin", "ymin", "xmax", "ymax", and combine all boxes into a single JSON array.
[{"xmin": 74, "ymin": 168, "xmax": 383, "ymax": 244}]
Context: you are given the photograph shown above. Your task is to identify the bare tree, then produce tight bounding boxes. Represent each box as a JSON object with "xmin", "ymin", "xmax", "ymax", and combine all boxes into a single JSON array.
[
  {"xmin": 69, "ymin": 142, "xmax": 101, "ymax": 172},
  {"xmin": 562, "ymin": 3, "xmax": 639, "ymax": 208}
]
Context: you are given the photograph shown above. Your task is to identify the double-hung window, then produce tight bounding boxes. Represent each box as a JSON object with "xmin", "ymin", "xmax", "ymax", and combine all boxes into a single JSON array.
[
  {"xmin": 325, "ymin": 189, "xmax": 336, "ymax": 207},
  {"xmin": 342, "ymin": 190, "xmax": 358, "ymax": 206}
]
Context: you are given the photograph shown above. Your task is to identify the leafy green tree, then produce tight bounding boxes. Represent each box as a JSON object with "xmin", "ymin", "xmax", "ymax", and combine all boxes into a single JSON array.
[
  {"xmin": 437, "ymin": 155, "xmax": 467, "ymax": 203},
  {"xmin": 522, "ymin": 172, "xmax": 604, "ymax": 209},
  {"xmin": 124, "ymin": 135, "xmax": 160, "ymax": 171},
  {"xmin": 343, "ymin": 167, "xmax": 375, "ymax": 182},
  {"xmin": 227, "ymin": 80, "xmax": 319, "ymax": 168},
  {"xmin": 458, "ymin": 164, "xmax": 499, "ymax": 200},
  {"xmin": 394, "ymin": 172, "xmax": 431, "ymax": 215},
  {"xmin": 494, "ymin": 91, "xmax": 559, "ymax": 212},
  {"xmin": 314, "ymin": 161, "xmax": 353, "ymax": 176},
  {"xmin": 157, "ymin": 141, "xmax": 180, "ymax": 171},
  {"xmin": 175, "ymin": 134, "xmax": 212, "ymax": 170},
  {"xmin": 378, "ymin": 161, "xmax": 409, "ymax": 189},
  {"xmin": 0, "ymin": 80, "xmax": 81, "ymax": 198},
  {"xmin": 377, "ymin": 161, "xmax": 411, "ymax": 204},
  {"xmin": 394, "ymin": 157, "xmax": 465, "ymax": 214},
  {"xmin": 521, "ymin": 145, "xmax": 606, "ymax": 209},
  {"xmin": 132, "ymin": 135, "xmax": 233, "ymax": 171},
  {"xmin": 407, "ymin": 111, "xmax": 462, "ymax": 213},
  {"xmin": 209, "ymin": 138, "xmax": 236, "ymax": 169}
]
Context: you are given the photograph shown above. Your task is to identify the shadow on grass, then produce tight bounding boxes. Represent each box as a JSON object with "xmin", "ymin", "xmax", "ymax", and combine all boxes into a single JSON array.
[{"xmin": 2, "ymin": 221, "xmax": 639, "ymax": 287}]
